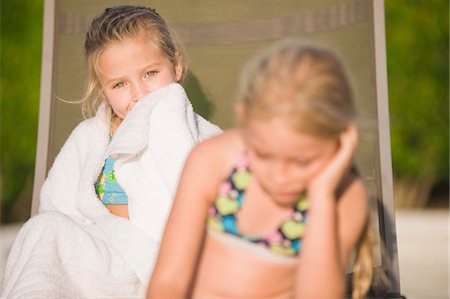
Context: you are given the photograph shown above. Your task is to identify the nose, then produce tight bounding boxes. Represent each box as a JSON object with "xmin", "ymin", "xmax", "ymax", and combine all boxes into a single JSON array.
[
  {"xmin": 131, "ymin": 81, "xmax": 149, "ymax": 102},
  {"xmin": 272, "ymin": 161, "xmax": 290, "ymax": 186},
  {"xmin": 271, "ymin": 161, "xmax": 306, "ymax": 195}
]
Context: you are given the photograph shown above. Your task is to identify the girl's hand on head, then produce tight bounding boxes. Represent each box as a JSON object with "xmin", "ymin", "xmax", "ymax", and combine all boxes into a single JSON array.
[{"xmin": 307, "ymin": 124, "xmax": 358, "ymax": 200}]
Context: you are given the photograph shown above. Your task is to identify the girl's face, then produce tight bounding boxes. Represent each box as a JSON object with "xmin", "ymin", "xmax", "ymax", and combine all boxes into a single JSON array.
[
  {"xmin": 98, "ymin": 36, "xmax": 182, "ymax": 120},
  {"xmin": 243, "ymin": 116, "xmax": 338, "ymax": 206}
]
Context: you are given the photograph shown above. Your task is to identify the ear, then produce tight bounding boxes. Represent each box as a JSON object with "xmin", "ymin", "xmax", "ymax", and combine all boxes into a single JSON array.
[
  {"xmin": 234, "ymin": 102, "xmax": 247, "ymax": 125},
  {"xmin": 174, "ymin": 54, "xmax": 183, "ymax": 81}
]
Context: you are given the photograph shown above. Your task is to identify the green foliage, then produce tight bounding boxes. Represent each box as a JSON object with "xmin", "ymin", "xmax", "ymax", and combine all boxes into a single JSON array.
[
  {"xmin": 1, "ymin": 0, "xmax": 43, "ymax": 213},
  {"xmin": 385, "ymin": 0, "xmax": 449, "ymax": 181}
]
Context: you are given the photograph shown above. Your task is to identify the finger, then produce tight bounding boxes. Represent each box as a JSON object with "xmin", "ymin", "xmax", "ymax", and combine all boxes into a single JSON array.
[
  {"xmin": 326, "ymin": 125, "xmax": 358, "ymax": 180},
  {"xmin": 338, "ymin": 124, "xmax": 358, "ymax": 161},
  {"xmin": 308, "ymin": 125, "xmax": 359, "ymax": 195}
]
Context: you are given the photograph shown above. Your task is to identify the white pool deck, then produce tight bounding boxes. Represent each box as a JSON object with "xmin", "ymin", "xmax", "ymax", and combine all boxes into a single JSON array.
[{"xmin": 0, "ymin": 209, "xmax": 448, "ymax": 298}]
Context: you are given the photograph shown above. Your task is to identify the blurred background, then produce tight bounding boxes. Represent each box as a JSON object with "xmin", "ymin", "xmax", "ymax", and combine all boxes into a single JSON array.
[{"xmin": 0, "ymin": 0, "xmax": 448, "ymax": 298}]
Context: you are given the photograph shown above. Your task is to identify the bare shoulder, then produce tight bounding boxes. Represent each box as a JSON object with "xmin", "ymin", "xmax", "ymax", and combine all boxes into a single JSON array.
[
  {"xmin": 180, "ymin": 129, "xmax": 245, "ymax": 198},
  {"xmin": 338, "ymin": 177, "xmax": 368, "ymax": 219},
  {"xmin": 187, "ymin": 129, "xmax": 244, "ymax": 169},
  {"xmin": 337, "ymin": 177, "xmax": 368, "ymax": 246}
]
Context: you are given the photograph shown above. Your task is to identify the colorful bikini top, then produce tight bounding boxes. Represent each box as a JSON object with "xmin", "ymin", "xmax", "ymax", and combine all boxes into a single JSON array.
[
  {"xmin": 207, "ymin": 154, "xmax": 308, "ymax": 258},
  {"xmin": 94, "ymin": 122, "xmax": 129, "ymax": 205},
  {"xmin": 95, "ymin": 155, "xmax": 128, "ymax": 205}
]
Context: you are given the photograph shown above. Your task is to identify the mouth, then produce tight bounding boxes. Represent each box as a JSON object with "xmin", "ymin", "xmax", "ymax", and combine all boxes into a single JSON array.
[{"xmin": 274, "ymin": 191, "xmax": 300, "ymax": 200}]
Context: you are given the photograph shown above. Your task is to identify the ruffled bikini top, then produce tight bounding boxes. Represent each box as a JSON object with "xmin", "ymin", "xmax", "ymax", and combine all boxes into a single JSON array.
[{"xmin": 207, "ymin": 154, "xmax": 308, "ymax": 258}]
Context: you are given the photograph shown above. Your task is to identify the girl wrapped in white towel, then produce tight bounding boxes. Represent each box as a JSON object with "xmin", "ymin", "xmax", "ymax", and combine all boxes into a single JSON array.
[{"xmin": 1, "ymin": 5, "xmax": 220, "ymax": 298}]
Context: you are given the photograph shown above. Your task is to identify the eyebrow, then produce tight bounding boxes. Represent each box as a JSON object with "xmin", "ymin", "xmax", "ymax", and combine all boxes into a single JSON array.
[{"xmin": 102, "ymin": 62, "xmax": 163, "ymax": 85}]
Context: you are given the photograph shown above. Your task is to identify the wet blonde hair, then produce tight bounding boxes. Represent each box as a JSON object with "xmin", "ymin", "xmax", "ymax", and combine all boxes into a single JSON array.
[
  {"xmin": 82, "ymin": 5, "xmax": 187, "ymax": 117},
  {"xmin": 238, "ymin": 40, "xmax": 373, "ymax": 298}
]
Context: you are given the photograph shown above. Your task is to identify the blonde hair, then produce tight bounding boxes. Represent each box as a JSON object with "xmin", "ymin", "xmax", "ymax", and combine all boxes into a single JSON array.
[
  {"xmin": 82, "ymin": 5, "xmax": 187, "ymax": 117},
  {"xmin": 351, "ymin": 221, "xmax": 375, "ymax": 298},
  {"xmin": 238, "ymin": 40, "xmax": 373, "ymax": 298},
  {"xmin": 238, "ymin": 40, "xmax": 355, "ymax": 139}
]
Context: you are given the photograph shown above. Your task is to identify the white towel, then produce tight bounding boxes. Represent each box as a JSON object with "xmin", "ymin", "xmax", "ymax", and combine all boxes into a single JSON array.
[
  {"xmin": 1, "ymin": 83, "xmax": 221, "ymax": 298},
  {"xmin": 111, "ymin": 83, "xmax": 220, "ymax": 242}
]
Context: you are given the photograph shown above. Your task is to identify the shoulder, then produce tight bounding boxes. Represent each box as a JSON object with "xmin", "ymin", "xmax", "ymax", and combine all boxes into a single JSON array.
[
  {"xmin": 70, "ymin": 117, "xmax": 99, "ymax": 135},
  {"xmin": 336, "ymin": 167, "xmax": 367, "ymax": 208},
  {"xmin": 180, "ymin": 129, "xmax": 244, "ymax": 197},
  {"xmin": 72, "ymin": 101, "xmax": 109, "ymax": 137},
  {"xmin": 56, "ymin": 117, "xmax": 107, "ymax": 156},
  {"xmin": 338, "ymin": 174, "xmax": 367, "ymax": 217},
  {"xmin": 69, "ymin": 116, "xmax": 107, "ymax": 140},
  {"xmin": 188, "ymin": 129, "xmax": 244, "ymax": 165},
  {"xmin": 337, "ymin": 175, "xmax": 368, "ymax": 244}
]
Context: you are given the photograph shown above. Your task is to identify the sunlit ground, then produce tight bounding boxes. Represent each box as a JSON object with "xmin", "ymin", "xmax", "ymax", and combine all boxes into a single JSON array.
[{"xmin": 395, "ymin": 209, "xmax": 448, "ymax": 299}]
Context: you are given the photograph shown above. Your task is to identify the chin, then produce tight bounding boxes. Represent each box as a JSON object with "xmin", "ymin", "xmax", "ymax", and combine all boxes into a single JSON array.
[{"xmin": 272, "ymin": 192, "xmax": 300, "ymax": 206}]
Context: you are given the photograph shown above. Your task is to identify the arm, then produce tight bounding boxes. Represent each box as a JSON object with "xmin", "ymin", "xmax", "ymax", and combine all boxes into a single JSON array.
[
  {"xmin": 146, "ymin": 138, "xmax": 225, "ymax": 298},
  {"xmin": 295, "ymin": 125, "xmax": 368, "ymax": 299}
]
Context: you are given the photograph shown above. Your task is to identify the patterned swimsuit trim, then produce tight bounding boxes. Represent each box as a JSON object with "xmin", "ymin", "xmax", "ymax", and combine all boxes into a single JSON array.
[
  {"xmin": 94, "ymin": 113, "xmax": 129, "ymax": 205},
  {"xmin": 207, "ymin": 154, "xmax": 308, "ymax": 258}
]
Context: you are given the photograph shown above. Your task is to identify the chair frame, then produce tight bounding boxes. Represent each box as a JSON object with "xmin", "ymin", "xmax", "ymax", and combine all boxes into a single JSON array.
[{"xmin": 32, "ymin": 1, "xmax": 402, "ymax": 297}]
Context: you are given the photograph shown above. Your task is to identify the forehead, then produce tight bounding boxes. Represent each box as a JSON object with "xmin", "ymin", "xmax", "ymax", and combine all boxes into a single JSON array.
[
  {"xmin": 101, "ymin": 36, "xmax": 163, "ymax": 62},
  {"xmin": 96, "ymin": 37, "xmax": 169, "ymax": 75},
  {"xmin": 244, "ymin": 117, "xmax": 335, "ymax": 157}
]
